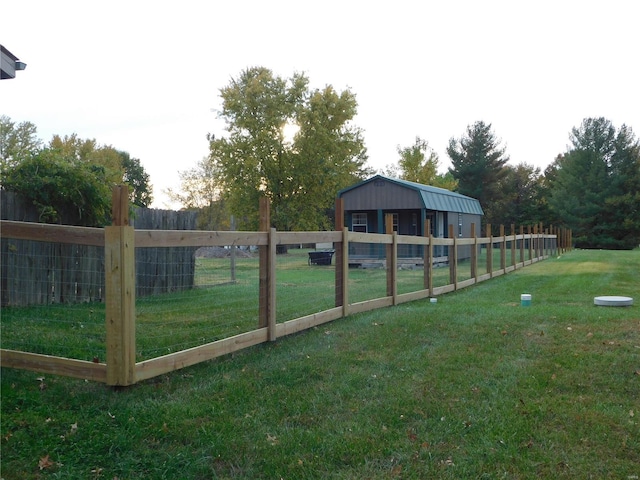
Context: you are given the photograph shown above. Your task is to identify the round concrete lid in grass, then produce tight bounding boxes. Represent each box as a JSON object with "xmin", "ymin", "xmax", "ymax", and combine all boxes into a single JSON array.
[{"xmin": 593, "ymin": 296, "xmax": 634, "ymax": 307}]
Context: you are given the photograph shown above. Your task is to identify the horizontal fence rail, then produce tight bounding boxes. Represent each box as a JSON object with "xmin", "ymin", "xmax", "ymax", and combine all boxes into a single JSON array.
[{"xmin": 1, "ymin": 191, "xmax": 569, "ymax": 386}]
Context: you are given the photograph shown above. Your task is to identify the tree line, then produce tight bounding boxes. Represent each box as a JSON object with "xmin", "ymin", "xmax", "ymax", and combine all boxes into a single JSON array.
[
  {"xmin": 1, "ymin": 115, "xmax": 153, "ymax": 226},
  {"xmin": 2, "ymin": 66, "xmax": 639, "ymax": 249}
]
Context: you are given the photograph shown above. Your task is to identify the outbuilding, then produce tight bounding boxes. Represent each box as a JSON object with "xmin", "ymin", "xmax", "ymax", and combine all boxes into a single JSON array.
[{"xmin": 337, "ymin": 175, "xmax": 484, "ymax": 262}]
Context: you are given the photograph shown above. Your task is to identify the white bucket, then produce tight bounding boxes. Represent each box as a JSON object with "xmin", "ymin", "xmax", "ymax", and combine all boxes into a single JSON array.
[
  {"xmin": 521, "ymin": 294, "xmax": 532, "ymax": 307},
  {"xmin": 430, "ymin": 298, "xmax": 437, "ymax": 304}
]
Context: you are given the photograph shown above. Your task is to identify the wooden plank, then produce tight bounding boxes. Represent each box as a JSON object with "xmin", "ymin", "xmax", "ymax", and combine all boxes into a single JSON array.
[
  {"xmin": 105, "ymin": 226, "xmax": 136, "ymax": 386},
  {"xmin": 457, "ymin": 278, "xmax": 476, "ymax": 289},
  {"xmin": 431, "ymin": 237, "xmax": 454, "ymax": 246},
  {"xmin": 432, "ymin": 284, "xmax": 455, "ymax": 296},
  {"xmin": 449, "ymin": 225, "xmax": 457, "ymax": 288},
  {"xmin": 334, "ymin": 198, "xmax": 344, "ymax": 308},
  {"xmin": 396, "ymin": 289, "xmax": 430, "ymax": 304},
  {"xmin": 135, "ymin": 329, "xmax": 269, "ymax": 382},
  {"xmin": 1, "ymin": 349, "xmax": 107, "ymax": 383},
  {"xmin": 258, "ymin": 197, "xmax": 270, "ymax": 329},
  {"xmin": 391, "ymin": 232, "xmax": 398, "ymax": 304},
  {"xmin": 456, "ymin": 238, "xmax": 476, "ymax": 246},
  {"xmin": 275, "ymin": 307, "xmax": 343, "ymax": 337},
  {"xmin": 0, "ymin": 220, "xmax": 104, "ymax": 246},
  {"xmin": 111, "ymin": 185, "xmax": 130, "ymax": 226},
  {"xmin": 135, "ymin": 230, "xmax": 266, "ymax": 248},
  {"xmin": 470, "ymin": 223, "xmax": 477, "ymax": 282},
  {"xmin": 348, "ymin": 296, "xmax": 393, "ymax": 315},
  {"xmin": 348, "ymin": 231, "xmax": 391, "ymax": 244},
  {"xmin": 268, "ymin": 228, "xmax": 277, "ymax": 342},
  {"xmin": 500, "ymin": 225, "xmax": 506, "ymax": 273},
  {"xmin": 424, "ymin": 219, "xmax": 432, "ymax": 294},
  {"xmin": 396, "ymin": 235, "xmax": 430, "ymax": 246},
  {"xmin": 341, "ymin": 228, "xmax": 349, "ymax": 316},
  {"xmin": 276, "ymin": 231, "xmax": 342, "ymax": 245},
  {"xmin": 477, "ymin": 272, "xmax": 492, "ymax": 283},
  {"xmin": 385, "ymin": 214, "xmax": 394, "ymax": 299}
]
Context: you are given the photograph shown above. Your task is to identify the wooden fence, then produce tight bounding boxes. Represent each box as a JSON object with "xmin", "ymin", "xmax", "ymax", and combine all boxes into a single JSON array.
[
  {"xmin": 0, "ymin": 189, "xmax": 197, "ymax": 306},
  {"xmin": 0, "ymin": 188, "xmax": 569, "ymax": 386}
]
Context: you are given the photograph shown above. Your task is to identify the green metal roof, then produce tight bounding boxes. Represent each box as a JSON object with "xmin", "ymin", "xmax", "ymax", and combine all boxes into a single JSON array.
[{"xmin": 338, "ymin": 175, "xmax": 484, "ymax": 215}]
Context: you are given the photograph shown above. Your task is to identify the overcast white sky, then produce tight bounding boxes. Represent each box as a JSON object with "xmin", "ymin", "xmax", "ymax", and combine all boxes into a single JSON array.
[{"xmin": 2, "ymin": 0, "xmax": 639, "ymax": 208}]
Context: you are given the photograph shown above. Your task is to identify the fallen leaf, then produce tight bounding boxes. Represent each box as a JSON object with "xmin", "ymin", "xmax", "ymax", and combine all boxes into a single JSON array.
[
  {"xmin": 501, "ymin": 330, "xmax": 508, "ymax": 336},
  {"xmin": 630, "ymin": 410, "xmax": 635, "ymax": 417},
  {"xmin": 70, "ymin": 422, "xmax": 78, "ymax": 435},
  {"xmin": 39, "ymin": 454, "xmax": 54, "ymax": 470},
  {"xmin": 266, "ymin": 433, "xmax": 278, "ymax": 445}
]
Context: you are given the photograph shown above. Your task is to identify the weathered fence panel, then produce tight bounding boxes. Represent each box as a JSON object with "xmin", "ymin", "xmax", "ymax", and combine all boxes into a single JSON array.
[
  {"xmin": 132, "ymin": 208, "xmax": 198, "ymax": 296},
  {"xmin": 1, "ymin": 190, "xmax": 198, "ymax": 306}
]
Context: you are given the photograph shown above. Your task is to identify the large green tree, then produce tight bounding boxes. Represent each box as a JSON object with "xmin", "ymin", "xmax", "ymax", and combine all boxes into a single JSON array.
[
  {"xmin": 0, "ymin": 115, "xmax": 41, "ymax": 170},
  {"xmin": 205, "ymin": 67, "xmax": 371, "ymax": 231},
  {"xmin": 548, "ymin": 117, "xmax": 640, "ymax": 249},
  {"xmin": 2, "ymin": 149, "xmax": 112, "ymax": 225},
  {"xmin": 48, "ymin": 134, "xmax": 153, "ymax": 207},
  {"xmin": 166, "ymin": 156, "xmax": 230, "ymax": 230},
  {"xmin": 446, "ymin": 121, "xmax": 509, "ymax": 226},
  {"xmin": 1, "ymin": 117, "xmax": 154, "ymax": 224},
  {"xmin": 392, "ymin": 136, "xmax": 457, "ymax": 190},
  {"xmin": 492, "ymin": 163, "xmax": 549, "ymax": 227}
]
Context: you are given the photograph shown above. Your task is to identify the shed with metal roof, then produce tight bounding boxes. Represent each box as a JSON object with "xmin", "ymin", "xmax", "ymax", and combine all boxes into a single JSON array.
[{"xmin": 337, "ymin": 175, "xmax": 484, "ymax": 259}]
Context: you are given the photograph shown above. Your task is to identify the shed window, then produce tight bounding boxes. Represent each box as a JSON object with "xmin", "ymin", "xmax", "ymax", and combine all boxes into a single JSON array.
[
  {"xmin": 352, "ymin": 213, "xmax": 367, "ymax": 233},
  {"xmin": 392, "ymin": 213, "xmax": 398, "ymax": 232},
  {"xmin": 458, "ymin": 213, "xmax": 463, "ymax": 237}
]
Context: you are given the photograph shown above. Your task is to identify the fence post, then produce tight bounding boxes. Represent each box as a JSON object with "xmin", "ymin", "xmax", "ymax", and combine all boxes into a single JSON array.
[
  {"xmin": 105, "ymin": 185, "xmax": 136, "ymax": 386},
  {"xmin": 499, "ymin": 224, "xmax": 506, "ymax": 273},
  {"xmin": 470, "ymin": 223, "xmax": 477, "ymax": 282},
  {"xmin": 486, "ymin": 224, "xmax": 493, "ymax": 277},
  {"xmin": 230, "ymin": 215, "xmax": 236, "ymax": 282},
  {"xmin": 510, "ymin": 224, "xmax": 516, "ymax": 268},
  {"xmin": 448, "ymin": 224, "xmax": 457, "ymax": 289},
  {"xmin": 385, "ymin": 214, "xmax": 396, "ymax": 299},
  {"xmin": 341, "ymin": 227, "xmax": 349, "ymax": 316},
  {"xmin": 519, "ymin": 225, "xmax": 525, "ymax": 263},
  {"xmin": 268, "ymin": 227, "xmax": 276, "ymax": 341},
  {"xmin": 424, "ymin": 218, "xmax": 433, "ymax": 294},
  {"xmin": 335, "ymin": 198, "xmax": 344, "ymax": 308},
  {"xmin": 528, "ymin": 225, "xmax": 533, "ymax": 261},
  {"xmin": 258, "ymin": 197, "xmax": 270, "ymax": 329}
]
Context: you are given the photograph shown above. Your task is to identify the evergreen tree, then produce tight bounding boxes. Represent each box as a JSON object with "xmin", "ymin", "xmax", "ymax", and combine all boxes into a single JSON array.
[
  {"xmin": 548, "ymin": 118, "xmax": 640, "ymax": 249},
  {"xmin": 446, "ymin": 121, "xmax": 509, "ymax": 226}
]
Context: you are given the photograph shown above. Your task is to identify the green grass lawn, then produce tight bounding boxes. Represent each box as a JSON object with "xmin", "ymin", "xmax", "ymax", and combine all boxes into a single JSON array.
[{"xmin": 2, "ymin": 249, "xmax": 639, "ymax": 479}]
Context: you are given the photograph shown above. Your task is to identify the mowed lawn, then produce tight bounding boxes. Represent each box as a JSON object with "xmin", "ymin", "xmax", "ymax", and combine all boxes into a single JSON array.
[{"xmin": 1, "ymin": 249, "xmax": 639, "ymax": 479}]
